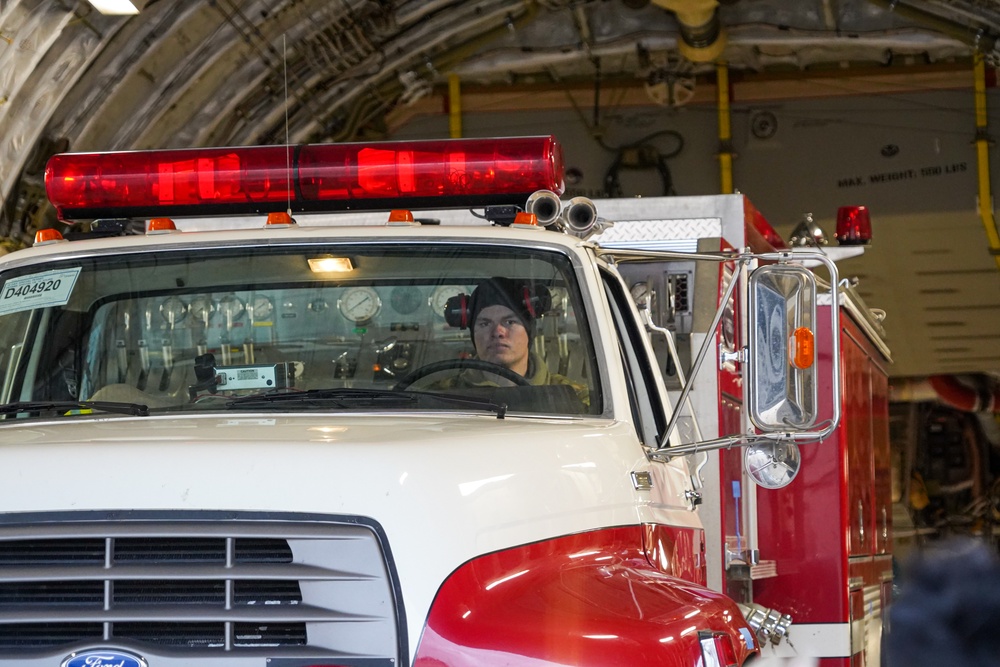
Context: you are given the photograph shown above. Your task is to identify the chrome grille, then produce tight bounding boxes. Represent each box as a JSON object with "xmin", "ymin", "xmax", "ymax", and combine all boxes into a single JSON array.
[{"xmin": 0, "ymin": 515, "xmax": 401, "ymax": 665}]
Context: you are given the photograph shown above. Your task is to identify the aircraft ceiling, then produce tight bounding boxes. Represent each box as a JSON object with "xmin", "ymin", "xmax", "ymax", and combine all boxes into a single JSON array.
[{"xmin": 1, "ymin": 0, "xmax": 999, "ymax": 381}]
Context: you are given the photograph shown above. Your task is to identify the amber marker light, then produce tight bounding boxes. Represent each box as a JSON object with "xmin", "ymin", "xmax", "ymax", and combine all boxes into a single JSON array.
[
  {"xmin": 147, "ymin": 217, "xmax": 177, "ymax": 234},
  {"xmin": 790, "ymin": 326, "xmax": 815, "ymax": 369},
  {"xmin": 265, "ymin": 211, "xmax": 295, "ymax": 228},
  {"xmin": 33, "ymin": 228, "xmax": 65, "ymax": 245},
  {"xmin": 387, "ymin": 209, "xmax": 415, "ymax": 224}
]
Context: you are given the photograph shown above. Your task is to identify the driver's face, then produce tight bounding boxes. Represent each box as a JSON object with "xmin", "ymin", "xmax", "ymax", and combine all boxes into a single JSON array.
[{"xmin": 473, "ymin": 304, "xmax": 530, "ymax": 376}]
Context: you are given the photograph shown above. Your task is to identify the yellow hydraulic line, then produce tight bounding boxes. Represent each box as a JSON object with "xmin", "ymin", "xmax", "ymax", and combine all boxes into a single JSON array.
[
  {"xmin": 448, "ymin": 73, "xmax": 462, "ymax": 139},
  {"xmin": 717, "ymin": 61, "xmax": 733, "ymax": 194},
  {"xmin": 974, "ymin": 53, "xmax": 1000, "ymax": 270}
]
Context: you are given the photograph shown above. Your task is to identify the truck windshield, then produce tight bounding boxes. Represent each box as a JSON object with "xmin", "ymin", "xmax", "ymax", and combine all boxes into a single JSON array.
[{"xmin": 0, "ymin": 242, "xmax": 600, "ymax": 418}]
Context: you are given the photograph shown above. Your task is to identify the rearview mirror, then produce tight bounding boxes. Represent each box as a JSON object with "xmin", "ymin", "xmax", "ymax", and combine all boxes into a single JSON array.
[{"xmin": 747, "ymin": 264, "xmax": 817, "ymax": 431}]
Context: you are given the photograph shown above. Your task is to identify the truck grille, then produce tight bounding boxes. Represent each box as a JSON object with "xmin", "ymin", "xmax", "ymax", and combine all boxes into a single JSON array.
[{"xmin": 0, "ymin": 514, "xmax": 402, "ymax": 665}]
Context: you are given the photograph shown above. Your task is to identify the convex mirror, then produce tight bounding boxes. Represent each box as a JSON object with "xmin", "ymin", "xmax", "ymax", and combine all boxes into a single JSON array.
[{"xmin": 745, "ymin": 440, "xmax": 802, "ymax": 489}]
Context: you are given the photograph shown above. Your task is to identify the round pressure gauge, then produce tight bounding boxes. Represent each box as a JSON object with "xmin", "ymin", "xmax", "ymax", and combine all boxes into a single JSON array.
[
  {"xmin": 430, "ymin": 285, "xmax": 464, "ymax": 319},
  {"xmin": 390, "ymin": 285, "xmax": 423, "ymax": 315},
  {"xmin": 250, "ymin": 295, "xmax": 274, "ymax": 321},
  {"xmin": 338, "ymin": 286, "xmax": 381, "ymax": 323},
  {"xmin": 744, "ymin": 440, "xmax": 801, "ymax": 489},
  {"xmin": 630, "ymin": 281, "xmax": 654, "ymax": 310},
  {"xmin": 188, "ymin": 295, "xmax": 215, "ymax": 323},
  {"xmin": 217, "ymin": 294, "xmax": 246, "ymax": 322},
  {"xmin": 159, "ymin": 296, "xmax": 188, "ymax": 325}
]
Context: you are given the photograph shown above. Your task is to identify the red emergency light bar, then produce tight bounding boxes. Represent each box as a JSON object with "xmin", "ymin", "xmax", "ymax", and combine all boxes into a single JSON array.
[{"xmin": 44, "ymin": 136, "xmax": 564, "ymax": 221}]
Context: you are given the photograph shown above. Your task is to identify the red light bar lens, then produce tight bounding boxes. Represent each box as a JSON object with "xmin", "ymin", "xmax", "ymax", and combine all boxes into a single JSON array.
[
  {"xmin": 299, "ymin": 137, "xmax": 562, "ymax": 201},
  {"xmin": 46, "ymin": 146, "xmax": 292, "ymax": 213},
  {"xmin": 835, "ymin": 205, "xmax": 872, "ymax": 245},
  {"xmin": 45, "ymin": 137, "xmax": 564, "ymax": 221}
]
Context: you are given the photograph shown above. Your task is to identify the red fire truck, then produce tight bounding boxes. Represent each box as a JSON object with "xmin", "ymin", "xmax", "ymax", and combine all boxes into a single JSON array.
[
  {"xmin": 596, "ymin": 196, "xmax": 891, "ymax": 666},
  {"xmin": 0, "ymin": 135, "xmax": 872, "ymax": 667}
]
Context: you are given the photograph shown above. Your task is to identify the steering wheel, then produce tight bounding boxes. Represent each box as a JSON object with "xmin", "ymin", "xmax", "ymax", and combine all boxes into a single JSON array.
[{"xmin": 393, "ymin": 358, "xmax": 530, "ymax": 391}]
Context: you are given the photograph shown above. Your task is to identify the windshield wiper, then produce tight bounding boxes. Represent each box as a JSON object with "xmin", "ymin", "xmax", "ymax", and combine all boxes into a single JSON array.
[
  {"xmin": 226, "ymin": 387, "xmax": 507, "ymax": 418},
  {"xmin": 0, "ymin": 400, "xmax": 150, "ymax": 417}
]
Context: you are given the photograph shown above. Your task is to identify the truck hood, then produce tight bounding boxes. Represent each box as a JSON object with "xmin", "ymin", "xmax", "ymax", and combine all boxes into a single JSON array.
[{"xmin": 0, "ymin": 411, "xmax": 687, "ymax": 657}]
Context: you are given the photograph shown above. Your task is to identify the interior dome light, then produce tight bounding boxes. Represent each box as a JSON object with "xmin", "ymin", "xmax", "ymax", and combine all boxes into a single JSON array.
[
  {"xmin": 835, "ymin": 206, "xmax": 872, "ymax": 245},
  {"xmin": 308, "ymin": 256, "xmax": 354, "ymax": 273}
]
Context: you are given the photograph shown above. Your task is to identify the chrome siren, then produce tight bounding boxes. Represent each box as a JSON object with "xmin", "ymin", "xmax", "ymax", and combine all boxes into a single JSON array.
[
  {"xmin": 559, "ymin": 196, "xmax": 611, "ymax": 239},
  {"xmin": 524, "ymin": 189, "xmax": 563, "ymax": 228}
]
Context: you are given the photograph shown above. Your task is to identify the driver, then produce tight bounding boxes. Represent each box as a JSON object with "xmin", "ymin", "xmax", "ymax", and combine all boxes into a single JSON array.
[
  {"xmin": 433, "ymin": 277, "xmax": 588, "ymax": 403},
  {"xmin": 470, "ymin": 277, "xmax": 535, "ymax": 377}
]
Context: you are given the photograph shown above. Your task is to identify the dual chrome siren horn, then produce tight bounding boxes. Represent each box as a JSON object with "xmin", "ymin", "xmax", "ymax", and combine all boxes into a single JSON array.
[
  {"xmin": 560, "ymin": 196, "xmax": 612, "ymax": 239},
  {"xmin": 524, "ymin": 189, "xmax": 563, "ymax": 228},
  {"xmin": 524, "ymin": 191, "xmax": 611, "ymax": 239}
]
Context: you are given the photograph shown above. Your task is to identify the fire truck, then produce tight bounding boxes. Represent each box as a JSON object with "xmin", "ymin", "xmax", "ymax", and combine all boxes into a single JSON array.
[
  {"xmin": 0, "ymin": 135, "xmax": 866, "ymax": 667},
  {"xmin": 593, "ymin": 197, "xmax": 892, "ymax": 666}
]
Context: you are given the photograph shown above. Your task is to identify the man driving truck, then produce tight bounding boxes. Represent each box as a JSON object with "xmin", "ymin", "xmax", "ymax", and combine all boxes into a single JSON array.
[{"xmin": 433, "ymin": 277, "xmax": 589, "ymax": 405}]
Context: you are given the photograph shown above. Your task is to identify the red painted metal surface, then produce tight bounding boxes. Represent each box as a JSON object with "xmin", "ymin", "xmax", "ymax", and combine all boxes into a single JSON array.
[
  {"xmin": 753, "ymin": 307, "xmax": 890, "ymax": 630},
  {"xmin": 413, "ymin": 526, "xmax": 757, "ymax": 667},
  {"xmin": 743, "ymin": 197, "xmax": 788, "ymax": 250},
  {"xmin": 872, "ymin": 371, "xmax": 892, "ymax": 555},
  {"xmin": 643, "ymin": 523, "xmax": 707, "ymax": 585},
  {"xmin": 843, "ymin": 328, "xmax": 875, "ymax": 558}
]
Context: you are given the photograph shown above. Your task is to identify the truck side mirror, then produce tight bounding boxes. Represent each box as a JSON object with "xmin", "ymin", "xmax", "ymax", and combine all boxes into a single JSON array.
[{"xmin": 747, "ymin": 264, "xmax": 817, "ymax": 432}]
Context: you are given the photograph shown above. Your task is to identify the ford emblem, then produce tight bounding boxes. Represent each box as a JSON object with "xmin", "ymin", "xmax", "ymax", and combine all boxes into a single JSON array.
[{"xmin": 61, "ymin": 648, "xmax": 148, "ymax": 667}]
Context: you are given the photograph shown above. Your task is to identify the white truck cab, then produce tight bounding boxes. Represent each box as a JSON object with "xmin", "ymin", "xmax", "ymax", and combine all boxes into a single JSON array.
[{"xmin": 0, "ymin": 136, "xmax": 839, "ymax": 667}]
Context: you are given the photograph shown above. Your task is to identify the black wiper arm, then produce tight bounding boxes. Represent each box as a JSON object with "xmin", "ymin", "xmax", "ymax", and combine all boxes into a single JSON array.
[
  {"xmin": 0, "ymin": 400, "xmax": 150, "ymax": 417},
  {"xmin": 226, "ymin": 387, "xmax": 507, "ymax": 418},
  {"xmin": 413, "ymin": 390, "xmax": 508, "ymax": 418}
]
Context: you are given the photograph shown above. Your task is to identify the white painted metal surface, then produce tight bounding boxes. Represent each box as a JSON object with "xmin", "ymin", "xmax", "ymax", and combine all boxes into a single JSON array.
[
  {"xmin": 0, "ymin": 412, "xmax": 695, "ymax": 659},
  {"xmin": 0, "ymin": 218, "xmax": 704, "ymax": 662}
]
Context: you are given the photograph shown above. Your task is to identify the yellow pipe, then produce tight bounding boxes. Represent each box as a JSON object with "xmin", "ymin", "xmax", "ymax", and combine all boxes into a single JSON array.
[
  {"xmin": 651, "ymin": 0, "xmax": 726, "ymax": 63},
  {"xmin": 448, "ymin": 73, "xmax": 462, "ymax": 139},
  {"xmin": 717, "ymin": 61, "xmax": 733, "ymax": 194},
  {"xmin": 974, "ymin": 53, "xmax": 1000, "ymax": 271}
]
